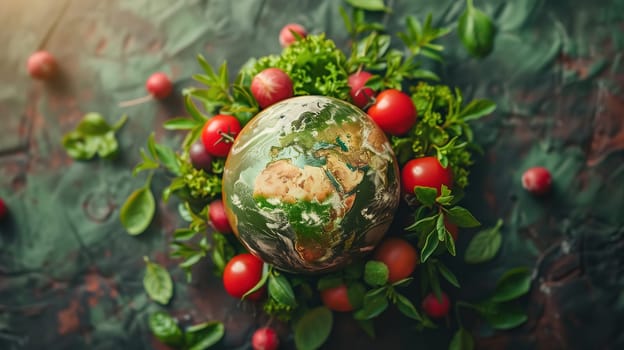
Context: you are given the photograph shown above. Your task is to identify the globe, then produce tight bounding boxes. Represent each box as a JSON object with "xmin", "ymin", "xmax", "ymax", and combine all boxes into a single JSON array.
[{"xmin": 222, "ymin": 95, "xmax": 400, "ymax": 273}]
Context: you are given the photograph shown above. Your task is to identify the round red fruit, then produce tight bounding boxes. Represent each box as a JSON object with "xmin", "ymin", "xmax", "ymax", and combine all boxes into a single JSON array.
[
  {"xmin": 521, "ymin": 166, "xmax": 552, "ymax": 196},
  {"xmin": 348, "ymin": 71, "xmax": 376, "ymax": 109},
  {"xmin": 27, "ymin": 51, "xmax": 57, "ymax": 80},
  {"xmin": 189, "ymin": 141, "xmax": 213, "ymax": 172},
  {"xmin": 201, "ymin": 114, "xmax": 241, "ymax": 157},
  {"xmin": 145, "ymin": 72, "xmax": 173, "ymax": 99},
  {"xmin": 251, "ymin": 68, "xmax": 294, "ymax": 109},
  {"xmin": 422, "ymin": 292, "xmax": 451, "ymax": 319},
  {"xmin": 222, "ymin": 253, "xmax": 265, "ymax": 301},
  {"xmin": 252, "ymin": 327, "xmax": 280, "ymax": 350},
  {"xmin": 367, "ymin": 89, "xmax": 417, "ymax": 135},
  {"xmin": 279, "ymin": 23, "xmax": 307, "ymax": 48},
  {"xmin": 321, "ymin": 284, "xmax": 353, "ymax": 312},
  {"xmin": 373, "ymin": 237, "xmax": 418, "ymax": 283},
  {"xmin": 0, "ymin": 198, "xmax": 7, "ymax": 220},
  {"xmin": 209, "ymin": 199, "xmax": 232, "ymax": 234},
  {"xmin": 401, "ymin": 156, "xmax": 453, "ymax": 196}
]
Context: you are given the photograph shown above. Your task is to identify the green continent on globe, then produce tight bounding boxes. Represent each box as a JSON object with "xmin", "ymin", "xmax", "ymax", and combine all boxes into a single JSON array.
[{"xmin": 222, "ymin": 95, "xmax": 400, "ymax": 273}]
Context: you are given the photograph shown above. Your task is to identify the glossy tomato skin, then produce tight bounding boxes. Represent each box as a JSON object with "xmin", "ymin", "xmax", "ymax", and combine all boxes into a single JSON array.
[
  {"xmin": 521, "ymin": 166, "xmax": 552, "ymax": 196},
  {"xmin": 145, "ymin": 72, "xmax": 173, "ymax": 99},
  {"xmin": 401, "ymin": 156, "xmax": 453, "ymax": 196},
  {"xmin": 348, "ymin": 71, "xmax": 375, "ymax": 109},
  {"xmin": 373, "ymin": 237, "xmax": 418, "ymax": 283},
  {"xmin": 209, "ymin": 199, "xmax": 232, "ymax": 233},
  {"xmin": 222, "ymin": 253, "xmax": 265, "ymax": 301},
  {"xmin": 201, "ymin": 115, "xmax": 241, "ymax": 157},
  {"xmin": 321, "ymin": 284, "xmax": 353, "ymax": 312},
  {"xmin": 367, "ymin": 89, "xmax": 417, "ymax": 135},
  {"xmin": 422, "ymin": 291, "xmax": 451, "ymax": 319},
  {"xmin": 251, "ymin": 68, "xmax": 294, "ymax": 109},
  {"xmin": 279, "ymin": 23, "xmax": 307, "ymax": 47},
  {"xmin": 252, "ymin": 327, "xmax": 280, "ymax": 350}
]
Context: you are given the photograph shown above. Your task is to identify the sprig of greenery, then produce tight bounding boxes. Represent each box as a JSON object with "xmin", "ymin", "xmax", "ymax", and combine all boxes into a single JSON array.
[
  {"xmin": 149, "ymin": 311, "xmax": 224, "ymax": 350},
  {"xmin": 62, "ymin": 113, "xmax": 127, "ymax": 160}
]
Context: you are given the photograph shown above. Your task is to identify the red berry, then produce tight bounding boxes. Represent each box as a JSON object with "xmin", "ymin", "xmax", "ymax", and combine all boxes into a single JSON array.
[
  {"xmin": 209, "ymin": 199, "xmax": 232, "ymax": 234},
  {"xmin": 521, "ymin": 166, "xmax": 552, "ymax": 195},
  {"xmin": 279, "ymin": 23, "xmax": 307, "ymax": 48},
  {"xmin": 250, "ymin": 68, "xmax": 294, "ymax": 109},
  {"xmin": 348, "ymin": 71, "xmax": 376, "ymax": 109},
  {"xmin": 27, "ymin": 51, "xmax": 57, "ymax": 80},
  {"xmin": 252, "ymin": 327, "xmax": 280, "ymax": 350},
  {"xmin": 422, "ymin": 292, "xmax": 451, "ymax": 319},
  {"xmin": 189, "ymin": 141, "xmax": 213, "ymax": 172},
  {"xmin": 0, "ymin": 198, "xmax": 7, "ymax": 220},
  {"xmin": 145, "ymin": 72, "xmax": 173, "ymax": 99}
]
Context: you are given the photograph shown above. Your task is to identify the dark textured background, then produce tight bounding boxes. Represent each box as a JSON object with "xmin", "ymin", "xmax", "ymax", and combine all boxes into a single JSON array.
[{"xmin": 1, "ymin": 0, "xmax": 623, "ymax": 349}]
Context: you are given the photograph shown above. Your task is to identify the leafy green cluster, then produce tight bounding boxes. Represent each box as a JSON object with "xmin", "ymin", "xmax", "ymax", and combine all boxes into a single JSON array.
[
  {"xmin": 178, "ymin": 159, "xmax": 223, "ymax": 200},
  {"xmin": 62, "ymin": 113, "xmax": 127, "ymax": 160}
]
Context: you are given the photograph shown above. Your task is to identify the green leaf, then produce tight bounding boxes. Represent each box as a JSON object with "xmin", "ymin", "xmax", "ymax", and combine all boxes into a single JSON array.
[
  {"xmin": 492, "ymin": 267, "xmax": 532, "ymax": 302},
  {"xmin": 76, "ymin": 113, "xmax": 112, "ymax": 135},
  {"xmin": 346, "ymin": 282, "xmax": 366, "ymax": 310},
  {"xmin": 458, "ymin": 0, "xmax": 496, "ymax": 58},
  {"xmin": 143, "ymin": 257, "xmax": 173, "ymax": 305},
  {"xmin": 445, "ymin": 229, "xmax": 457, "ymax": 256},
  {"xmin": 268, "ymin": 273, "xmax": 297, "ymax": 308},
  {"xmin": 420, "ymin": 230, "xmax": 439, "ymax": 263},
  {"xmin": 449, "ymin": 328, "xmax": 474, "ymax": 350},
  {"xmin": 436, "ymin": 213, "xmax": 447, "ymax": 241},
  {"xmin": 464, "ymin": 219, "xmax": 503, "ymax": 264},
  {"xmin": 354, "ymin": 289, "xmax": 389, "ymax": 320},
  {"xmin": 62, "ymin": 131, "xmax": 97, "ymax": 160},
  {"xmin": 185, "ymin": 321, "xmax": 225, "ymax": 350},
  {"xmin": 436, "ymin": 261, "xmax": 460, "ymax": 288},
  {"xmin": 459, "ymin": 99, "xmax": 496, "ymax": 121},
  {"xmin": 414, "ymin": 186, "xmax": 438, "ymax": 207},
  {"xmin": 148, "ymin": 311, "xmax": 184, "ymax": 347},
  {"xmin": 364, "ymin": 261, "xmax": 389, "ymax": 287},
  {"xmin": 154, "ymin": 143, "xmax": 181, "ymax": 175},
  {"xmin": 294, "ymin": 307, "xmax": 333, "ymax": 350},
  {"xmin": 242, "ymin": 263, "xmax": 269, "ymax": 299},
  {"xmin": 480, "ymin": 302, "xmax": 528, "ymax": 330},
  {"xmin": 62, "ymin": 113, "xmax": 126, "ymax": 160},
  {"xmin": 446, "ymin": 206, "xmax": 480, "ymax": 228},
  {"xmin": 395, "ymin": 293, "xmax": 422, "ymax": 321},
  {"xmin": 346, "ymin": 0, "xmax": 387, "ymax": 12},
  {"xmin": 356, "ymin": 319, "xmax": 376, "ymax": 339},
  {"xmin": 164, "ymin": 117, "xmax": 201, "ymax": 130},
  {"xmin": 405, "ymin": 215, "xmax": 437, "ymax": 234},
  {"xmin": 120, "ymin": 185, "xmax": 156, "ymax": 235}
]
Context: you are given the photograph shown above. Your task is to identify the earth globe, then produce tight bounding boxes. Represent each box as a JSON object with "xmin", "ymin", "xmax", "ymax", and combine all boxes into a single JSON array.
[{"xmin": 222, "ymin": 95, "xmax": 400, "ymax": 273}]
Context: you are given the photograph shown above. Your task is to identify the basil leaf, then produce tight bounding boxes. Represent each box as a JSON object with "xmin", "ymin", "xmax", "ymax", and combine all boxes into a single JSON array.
[
  {"xmin": 446, "ymin": 206, "xmax": 480, "ymax": 228},
  {"xmin": 164, "ymin": 117, "xmax": 202, "ymax": 130},
  {"xmin": 185, "ymin": 321, "xmax": 225, "ymax": 350},
  {"xmin": 346, "ymin": 0, "xmax": 387, "ymax": 12},
  {"xmin": 268, "ymin": 273, "xmax": 297, "ymax": 308},
  {"xmin": 464, "ymin": 219, "xmax": 503, "ymax": 264},
  {"xmin": 395, "ymin": 293, "xmax": 422, "ymax": 321},
  {"xmin": 148, "ymin": 311, "xmax": 184, "ymax": 347},
  {"xmin": 460, "ymin": 99, "xmax": 496, "ymax": 121},
  {"xmin": 414, "ymin": 186, "xmax": 438, "ymax": 207},
  {"xmin": 481, "ymin": 302, "xmax": 528, "ymax": 330},
  {"xmin": 294, "ymin": 307, "xmax": 333, "ymax": 350},
  {"xmin": 449, "ymin": 328, "xmax": 474, "ymax": 350},
  {"xmin": 405, "ymin": 215, "xmax": 436, "ymax": 234},
  {"xmin": 436, "ymin": 261, "xmax": 460, "ymax": 288},
  {"xmin": 354, "ymin": 289, "xmax": 389, "ymax": 320},
  {"xmin": 120, "ymin": 185, "xmax": 156, "ymax": 235},
  {"xmin": 154, "ymin": 143, "xmax": 181, "ymax": 175},
  {"xmin": 420, "ymin": 230, "xmax": 439, "ymax": 263},
  {"xmin": 364, "ymin": 261, "xmax": 389, "ymax": 287},
  {"xmin": 143, "ymin": 257, "xmax": 173, "ymax": 305},
  {"xmin": 458, "ymin": 0, "xmax": 496, "ymax": 58},
  {"xmin": 492, "ymin": 267, "xmax": 532, "ymax": 302}
]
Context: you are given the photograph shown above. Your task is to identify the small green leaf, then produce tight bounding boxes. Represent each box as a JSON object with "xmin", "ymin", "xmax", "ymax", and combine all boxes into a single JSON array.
[
  {"xmin": 268, "ymin": 273, "xmax": 297, "ymax": 308},
  {"xmin": 346, "ymin": 282, "xmax": 366, "ymax": 310},
  {"xmin": 62, "ymin": 113, "xmax": 126, "ymax": 161},
  {"xmin": 445, "ymin": 230, "xmax": 457, "ymax": 256},
  {"xmin": 414, "ymin": 186, "xmax": 438, "ymax": 207},
  {"xmin": 464, "ymin": 219, "xmax": 503, "ymax": 264},
  {"xmin": 420, "ymin": 230, "xmax": 439, "ymax": 263},
  {"xmin": 346, "ymin": 0, "xmax": 387, "ymax": 12},
  {"xmin": 143, "ymin": 257, "xmax": 173, "ymax": 305},
  {"xmin": 481, "ymin": 302, "xmax": 528, "ymax": 330},
  {"xmin": 354, "ymin": 289, "xmax": 389, "ymax": 320},
  {"xmin": 154, "ymin": 143, "xmax": 181, "ymax": 175},
  {"xmin": 356, "ymin": 319, "xmax": 376, "ymax": 339},
  {"xmin": 460, "ymin": 99, "xmax": 496, "ymax": 121},
  {"xmin": 395, "ymin": 293, "xmax": 422, "ymax": 321},
  {"xmin": 294, "ymin": 307, "xmax": 333, "ymax": 350},
  {"xmin": 242, "ymin": 263, "xmax": 269, "ymax": 299},
  {"xmin": 120, "ymin": 185, "xmax": 156, "ymax": 235},
  {"xmin": 364, "ymin": 261, "xmax": 389, "ymax": 287},
  {"xmin": 449, "ymin": 328, "xmax": 474, "ymax": 350},
  {"xmin": 458, "ymin": 0, "xmax": 496, "ymax": 58},
  {"xmin": 148, "ymin": 311, "xmax": 184, "ymax": 347},
  {"xmin": 492, "ymin": 267, "xmax": 532, "ymax": 302},
  {"xmin": 446, "ymin": 206, "xmax": 480, "ymax": 227},
  {"xmin": 76, "ymin": 113, "xmax": 112, "ymax": 135},
  {"xmin": 436, "ymin": 213, "xmax": 447, "ymax": 241},
  {"xmin": 436, "ymin": 261, "xmax": 460, "ymax": 288},
  {"xmin": 164, "ymin": 117, "xmax": 201, "ymax": 130},
  {"xmin": 185, "ymin": 321, "xmax": 225, "ymax": 350},
  {"xmin": 405, "ymin": 215, "xmax": 437, "ymax": 234}
]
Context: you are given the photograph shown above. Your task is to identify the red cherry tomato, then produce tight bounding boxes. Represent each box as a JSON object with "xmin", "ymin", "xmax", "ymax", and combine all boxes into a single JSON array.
[
  {"xmin": 209, "ymin": 199, "xmax": 232, "ymax": 233},
  {"xmin": 279, "ymin": 23, "xmax": 307, "ymax": 47},
  {"xmin": 27, "ymin": 51, "xmax": 57, "ymax": 80},
  {"xmin": 521, "ymin": 166, "xmax": 552, "ymax": 196},
  {"xmin": 373, "ymin": 237, "xmax": 418, "ymax": 283},
  {"xmin": 145, "ymin": 72, "xmax": 173, "ymax": 99},
  {"xmin": 252, "ymin": 327, "xmax": 280, "ymax": 350},
  {"xmin": 421, "ymin": 291, "xmax": 451, "ymax": 319},
  {"xmin": 189, "ymin": 141, "xmax": 213, "ymax": 172},
  {"xmin": 250, "ymin": 68, "xmax": 294, "ymax": 109},
  {"xmin": 201, "ymin": 115, "xmax": 241, "ymax": 157},
  {"xmin": 222, "ymin": 253, "xmax": 265, "ymax": 301},
  {"xmin": 367, "ymin": 89, "xmax": 417, "ymax": 135},
  {"xmin": 320, "ymin": 284, "xmax": 353, "ymax": 312},
  {"xmin": 401, "ymin": 156, "xmax": 453, "ymax": 196},
  {"xmin": 347, "ymin": 71, "xmax": 376, "ymax": 109}
]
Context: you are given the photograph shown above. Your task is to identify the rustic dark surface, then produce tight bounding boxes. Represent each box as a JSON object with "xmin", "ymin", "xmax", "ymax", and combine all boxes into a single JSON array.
[{"xmin": 1, "ymin": 0, "xmax": 624, "ymax": 349}]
